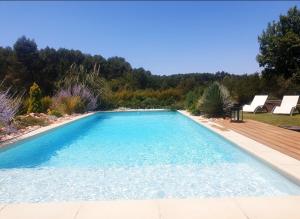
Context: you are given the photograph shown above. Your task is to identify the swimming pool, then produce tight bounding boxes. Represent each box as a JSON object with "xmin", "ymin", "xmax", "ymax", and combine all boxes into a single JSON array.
[{"xmin": 0, "ymin": 111, "xmax": 299, "ymax": 203}]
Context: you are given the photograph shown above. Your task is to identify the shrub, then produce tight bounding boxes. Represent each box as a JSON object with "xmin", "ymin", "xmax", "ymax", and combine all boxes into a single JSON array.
[
  {"xmin": 184, "ymin": 87, "xmax": 204, "ymax": 115},
  {"xmin": 64, "ymin": 96, "xmax": 85, "ymax": 114},
  {"xmin": 112, "ymin": 88, "xmax": 184, "ymax": 109},
  {"xmin": 41, "ymin": 96, "xmax": 52, "ymax": 112},
  {"xmin": 56, "ymin": 64, "xmax": 111, "ymax": 109},
  {"xmin": 141, "ymin": 97, "xmax": 160, "ymax": 108},
  {"xmin": 169, "ymin": 101, "xmax": 184, "ymax": 111},
  {"xmin": 198, "ymin": 82, "xmax": 232, "ymax": 118},
  {"xmin": 0, "ymin": 87, "xmax": 22, "ymax": 132},
  {"xmin": 52, "ymin": 96, "xmax": 84, "ymax": 115},
  {"xmin": 222, "ymin": 74, "xmax": 262, "ymax": 105},
  {"xmin": 27, "ymin": 82, "xmax": 42, "ymax": 113},
  {"xmin": 55, "ymin": 84, "xmax": 97, "ymax": 111},
  {"xmin": 15, "ymin": 115, "xmax": 49, "ymax": 128},
  {"xmin": 52, "ymin": 84, "xmax": 96, "ymax": 115},
  {"xmin": 19, "ymin": 97, "xmax": 30, "ymax": 115},
  {"xmin": 47, "ymin": 109, "xmax": 63, "ymax": 117}
]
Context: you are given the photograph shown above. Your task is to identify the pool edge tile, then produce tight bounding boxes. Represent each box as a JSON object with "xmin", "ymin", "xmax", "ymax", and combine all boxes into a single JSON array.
[
  {"xmin": 1, "ymin": 197, "xmax": 300, "ymax": 219},
  {"xmin": 75, "ymin": 200, "xmax": 160, "ymax": 219},
  {"xmin": 0, "ymin": 202, "xmax": 81, "ymax": 219},
  {"xmin": 234, "ymin": 196, "xmax": 300, "ymax": 219},
  {"xmin": 0, "ymin": 205, "xmax": 6, "ymax": 213},
  {"xmin": 157, "ymin": 198, "xmax": 247, "ymax": 219}
]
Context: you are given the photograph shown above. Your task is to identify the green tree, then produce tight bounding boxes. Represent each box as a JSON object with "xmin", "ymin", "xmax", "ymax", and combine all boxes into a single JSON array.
[
  {"xmin": 222, "ymin": 73, "xmax": 263, "ymax": 104},
  {"xmin": 103, "ymin": 57, "xmax": 132, "ymax": 79},
  {"xmin": 27, "ymin": 82, "xmax": 42, "ymax": 113},
  {"xmin": 14, "ymin": 36, "xmax": 41, "ymax": 88},
  {"xmin": 257, "ymin": 6, "xmax": 300, "ymax": 78}
]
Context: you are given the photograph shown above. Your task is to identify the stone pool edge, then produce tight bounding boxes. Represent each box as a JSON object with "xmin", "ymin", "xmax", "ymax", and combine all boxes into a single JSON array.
[
  {"xmin": 1, "ymin": 196, "xmax": 300, "ymax": 219},
  {"xmin": 178, "ymin": 110, "xmax": 300, "ymax": 185},
  {"xmin": 0, "ymin": 112, "xmax": 96, "ymax": 150}
]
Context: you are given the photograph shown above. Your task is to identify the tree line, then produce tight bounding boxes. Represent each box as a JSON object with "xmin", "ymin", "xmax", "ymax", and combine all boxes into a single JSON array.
[{"xmin": 0, "ymin": 6, "xmax": 299, "ymax": 112}]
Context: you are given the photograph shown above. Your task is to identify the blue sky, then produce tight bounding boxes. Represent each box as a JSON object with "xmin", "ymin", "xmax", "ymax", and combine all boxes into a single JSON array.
[{"xmin": 0, "ymin": 1, "xmax": 299, "ymax": 75}]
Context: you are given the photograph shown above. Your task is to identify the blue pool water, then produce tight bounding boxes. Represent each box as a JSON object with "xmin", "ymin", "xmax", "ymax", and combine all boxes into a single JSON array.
[{"xmin": 0, "ymin": 111, "xmax": 300, "ymax": 203}]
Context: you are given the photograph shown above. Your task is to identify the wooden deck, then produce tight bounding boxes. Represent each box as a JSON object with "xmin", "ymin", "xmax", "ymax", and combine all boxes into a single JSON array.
[{"xmin": 216, "ymin": 119, "xmax": 300, "ymax": 160}]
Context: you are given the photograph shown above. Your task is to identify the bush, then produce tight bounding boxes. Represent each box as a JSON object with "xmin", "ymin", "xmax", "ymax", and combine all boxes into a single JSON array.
[
  {"xmin": 27, "ymin": 82, "xmax": 42, "ymax": 113},
  {"xmin": 198, "ymin": 82, "xmax": 232, "ymax": 118},
  {"xmin": 64, "ymin": 96, "xmax": 85, "ymax": 114},
  {"xmin": 222, "ymin": 74, "xmax": 262, "ymax": 105},
  {"xmin": 112, "ymin": 88, "xmax": 183, "ymax": 109},
  {"xmin": 0, "ymin": 86, "xmax": 22, "ymax": 132},
  {"xmin": 54, "ymin": 84, "xmax": 97, "ymax": 112},
  {"xmin": 52, "ymin": 96, "xmax": 85, "ymax": 115},
  {"xmin": 51, "ymin": 84, "xmax": 97, "ymax": 115},
  {"xmin": 47, "ymin": 109, "xmax": 62, "ymax": 117},
  {"xmin": 19, "ymin": 97, "xmax": 30, "ymax": 115},
  {"xmin": 169, "ymin": 101, "xmax": 184, "ymax": 110},
  {"xmin": 15, "ymin": 115, "xmax": 49, "ymax": 128},
  {"xmin": 56, "ymin": 64, "xmax": 111, "ymax": 109},
  {"xmin": 41, "ymin": 96, "xmax": 52, "ymax": 112},
  {"xmin": 184, "ymin": 87, "xmax": 204, "ymax": 115}
]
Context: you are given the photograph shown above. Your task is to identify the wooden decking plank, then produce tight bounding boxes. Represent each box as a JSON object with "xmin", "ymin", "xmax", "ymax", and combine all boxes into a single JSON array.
[
  {"xmin": 241, "ymin": 121, "xmax": 300, "ymax": 138},
  {"xmin": 216, "ymin": 119, "xmax": 300, "ymax": 161},
  {"xmin": 225, "ymin": 127, "xmax": 300, "ymax": 155},
  {"xmin": 222, "ymin": 123, "xmax": 300, "ymax": 148},
  {"xmin": 217, "ymin": 121, "xmax": 300, "ymax": 150},
  {"xmin": 226, "ymin": 129, "xmax": 300, "ymax": 160}
]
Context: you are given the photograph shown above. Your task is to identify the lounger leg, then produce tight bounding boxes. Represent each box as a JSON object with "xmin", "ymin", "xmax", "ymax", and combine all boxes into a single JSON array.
[
  {"xmin": 290, "ymin": 107, "xmax": 296, "ymax": 116},
  {"xmin": 271, "ymin": 106, "xmax": 277, "ymax": 114},
  {"xmin": 254, "ymin": 106, "xmax": 263, "ymax": 114},
  {"xmin": 262, "ymin": 105, "xmax": 268, "ymax": 113}
]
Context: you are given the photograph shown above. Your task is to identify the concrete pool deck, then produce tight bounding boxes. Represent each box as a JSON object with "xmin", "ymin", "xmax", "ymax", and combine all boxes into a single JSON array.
[
  {"xmin": 1, "ymin": 110, "xmax": 300, "ymax": 218},
  {"xmin": 1, "ymin": 196, "xmax": 300, "ymax": 219}
]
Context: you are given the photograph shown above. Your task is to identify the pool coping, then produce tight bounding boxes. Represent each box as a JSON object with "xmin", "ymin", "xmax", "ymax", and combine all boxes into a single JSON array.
[
  {"xmin": 0, "ymin": 112, "xmax": 97, "ymax": 150},
  {"xmin": 178, "ymin": 110, "xmax": 300, "ymax": 185},
  {"xmin": 1, "ymin": 196, "xmax": 300, "ymax": 219}
]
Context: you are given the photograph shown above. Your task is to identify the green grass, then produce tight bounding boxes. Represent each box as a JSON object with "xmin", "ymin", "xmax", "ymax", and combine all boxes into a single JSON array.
[{"xmin": 243, "ymin": 113, "xmax": 300, "ymax": 127}]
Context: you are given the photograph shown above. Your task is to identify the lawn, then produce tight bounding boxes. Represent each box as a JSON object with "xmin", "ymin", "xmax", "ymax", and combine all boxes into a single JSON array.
[{"xmin": 244, "ymin": 113, "xmax": 300, "ymax": 127}]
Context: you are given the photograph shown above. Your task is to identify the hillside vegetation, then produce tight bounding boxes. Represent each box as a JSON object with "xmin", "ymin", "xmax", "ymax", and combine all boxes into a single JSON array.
[{"xmin": 0, "ymin": 6, "xmax": 299, "ymax": 133}]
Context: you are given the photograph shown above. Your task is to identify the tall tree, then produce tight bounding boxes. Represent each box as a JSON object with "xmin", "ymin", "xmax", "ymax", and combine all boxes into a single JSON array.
[
  {"xmin": 257, "ymin": 6, "xmax": 300, "ymax": 78},
  {"xmin": 103, "ymin": 57, "xmax": 132, "ymax": 79},
  {"xmin": 13, "ymin": 36, "xmax": 41, "ymax": 89}
]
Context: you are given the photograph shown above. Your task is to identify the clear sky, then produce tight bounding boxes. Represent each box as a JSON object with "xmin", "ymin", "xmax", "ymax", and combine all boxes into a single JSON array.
[{"xmin": 0, "ymin": 1, "xmax": 299, "ymax": 75}]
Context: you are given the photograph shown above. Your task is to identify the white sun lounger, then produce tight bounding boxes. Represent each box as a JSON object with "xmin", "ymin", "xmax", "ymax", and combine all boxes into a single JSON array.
[
  {"xmin": 243, "ymin": 95, "xmax": 268, "ymax": 113},
  {"xmin": 272, "ymin": 95, "xmax": 299, "ymax": 115}
]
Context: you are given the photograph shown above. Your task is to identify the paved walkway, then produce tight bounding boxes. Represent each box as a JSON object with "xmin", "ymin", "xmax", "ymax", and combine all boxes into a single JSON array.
[
  {"xmin": 216, "ymin": 119, "xmax": 300, "ymax": 160},
  {"xmin": 1, "ymin": 197, "xmax": 300, "ymax": 219}
]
